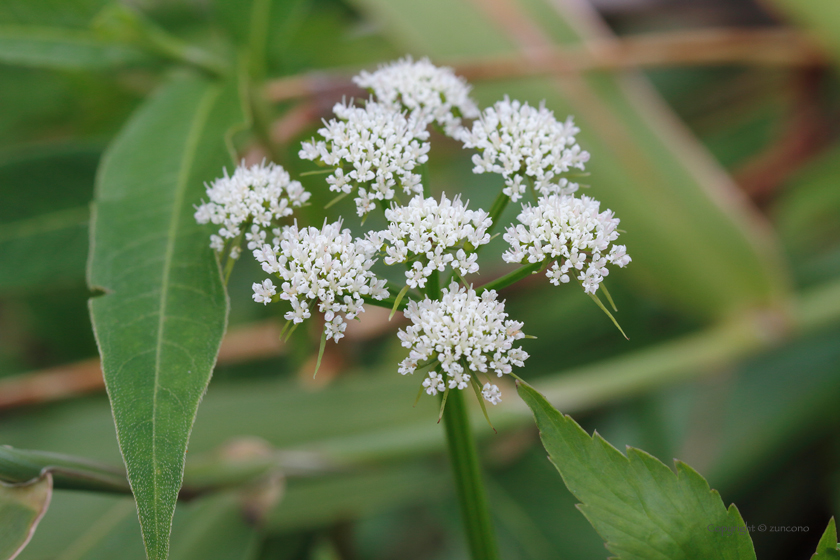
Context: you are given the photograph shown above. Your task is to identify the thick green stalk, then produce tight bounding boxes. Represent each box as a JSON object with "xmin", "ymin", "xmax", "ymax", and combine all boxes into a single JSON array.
[
  {"xmin": 426, "ymin": 267, "xmax": 499, "ymax": 559},
  {"xmin": 441, "ymin": 389, "xmax": 500, "ymax": 560}
]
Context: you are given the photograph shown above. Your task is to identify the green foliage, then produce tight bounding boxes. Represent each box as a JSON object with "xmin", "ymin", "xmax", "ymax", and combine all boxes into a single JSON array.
[
  {"xmin": 1, "ymin": 0, "xmax": 839, "ymax": 559},
  {"xmin": 0, "ymin": 144, "xmax": 98, "ymax": 292},
  {"xmin": 0, "ymin": 26, "xmax": 150, "ymax": 71},
  {"xmin": 88, "ymin": 74, "xmax": 244, "ymax": 560},
  {"xmin": 0, "ymin": 0, "xmax": 111, "ymax": 28},
  {"xmin": 813, "ymin": 518, "xmax": 840, "ymax": 560},
  {"xmin": 517, "ymin": 380, "xmax": 756, "ymax": 560},
  {"xmin": 0, "ymin": 474, "xmax": 52, "ymax": 560}
]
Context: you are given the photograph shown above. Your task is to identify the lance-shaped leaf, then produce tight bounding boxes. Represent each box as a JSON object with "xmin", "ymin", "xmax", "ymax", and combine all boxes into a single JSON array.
[
  {"xmin": 0, "ymin": 474, "xmax": 52, "ymax": 560},
  {"xmin": 88, "ymin": 74, "xmax": 243, "ymax": 560},
  {"xmin": 517, "ymin": 381, "xmax": 756, "ymax": 560},
  {"xmin": 0, "ymin": 26, "xmax": 151, "ymax": 70},
  {"xmin": 813, "ymin": 518, "xmax": 840, "ymax": 560},
  {"xmin": 0, "ymin": 144, "xmax": 99, "ymax": 292}
]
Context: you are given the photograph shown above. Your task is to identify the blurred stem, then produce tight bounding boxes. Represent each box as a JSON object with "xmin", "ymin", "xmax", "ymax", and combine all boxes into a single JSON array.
[
  {"xmin": 441, "ymin": 389, "xmax": 500, "ymax": 560},
  {"xmin": 0, "ymin": 446, "xmax": 130, "ymax": 495},
  {"xmin": 426, "ymin": 269, "xmax": 441, "ymax": 300},
  {"xmin": 93, "ymin": 4, "xmax": 228, "ymax": 78},
  {"xmin": 428, "ymin": 268, "xmax": 500, "ymax": 559},
  {"xmin": 486, "ymin": 191, "xmax": 510, "ymax": 237},
  {"xmin": 0, "ymin": 445, "xmax": 320, "ymax": 500},
  {"xmin": 475, "ymin": 262, "xmax": 542, "ymax": 295},
  {"xmin": 420, "ymin": 163, "xmax": 431, "ymax": 199},
  {"xmin": 362, "ymin": 293, "xmax": 408, "ymax": 312}
]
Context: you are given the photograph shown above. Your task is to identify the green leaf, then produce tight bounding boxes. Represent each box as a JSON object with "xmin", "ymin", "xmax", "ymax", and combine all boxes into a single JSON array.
[
  {"xmin": 91, "ymin": 5, "xmax": 227, "ymax": 77},
  {"xmin": 0, "ymin": 143, "xmax": 99, "ymax": 292},
  {"xmin": 88, "ymin": 74, "xmax": 244, "ymax": 560},
  {"xmin": 0, "ymin": 474, "xmax": 52, "ymax": 560},
  {"xmin": 516, "ymin": 380, "xmax": 756, "ymax": 560},
  {"xmin": 0, "ymin": 25, "xmax": 150, "ymax": 70},
  {"xmin": 813, "ymin": 518, "xmax": 840, "ymax": 560}
]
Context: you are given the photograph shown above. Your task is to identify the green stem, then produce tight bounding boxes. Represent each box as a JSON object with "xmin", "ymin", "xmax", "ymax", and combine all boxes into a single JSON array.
[
  {"xmin": 427, "ymin": 266, "xmax": 499, "ymax": 559},
  {"xmin": 441, "ymin": 389, "xmax": 500, "ymax": 560},
  {"xmin": 0, "ymin": 446, "xmax": 130, "ymax": 494},
  {"xmin": 475, "ymin": 262, "xmax": 543, "ymax": 295},
  {"xmin": 0, "ymin": 444, "xmax": 326, "ymax": 500},
  {"xmin": 93, "ymin": 4, "xmax": 228, "ymax": 78},
  {"xmin": 426, "ymin": 269, "xmax": 441, "ymax": 300},
  {"xmin": 485, "ymin": 191, "xmax": 510, "ymax": 237},
  {"xmin": 362, "ymin": 293, "xmax": 408, "ymax": 312}
]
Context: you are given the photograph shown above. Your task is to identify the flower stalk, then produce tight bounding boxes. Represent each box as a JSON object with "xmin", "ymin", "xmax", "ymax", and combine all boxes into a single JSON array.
[
  {"xmin": 441, "ymin": 388, "xmax": 501, "ymax": 560},
  {"xmin": 425, "ymin": 269, "xmax": 500, "ymax": 559}
]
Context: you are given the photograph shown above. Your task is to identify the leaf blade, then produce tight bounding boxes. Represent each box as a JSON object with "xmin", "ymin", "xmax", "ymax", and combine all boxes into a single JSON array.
[
  {"xmin": 516, "ymin": 380, "xmax": 756, "ymax": 560},
  {"xmin": 813, "ymin": 518, "xmax": 840, "ymax": 560},
  {"xmin": 0, "ymin": 474, "xmax": 52, "ymax": 560},
  {"xmin": 0, "ymin": 143, "xmax": 99, "ymax": 292},
  {"xmin": 0, "ymin": 25, "xmax": 150, "ymax": 70},
  {"xmin": 88, "ymin": 74, "xmax": 243, "ymax": 560}
]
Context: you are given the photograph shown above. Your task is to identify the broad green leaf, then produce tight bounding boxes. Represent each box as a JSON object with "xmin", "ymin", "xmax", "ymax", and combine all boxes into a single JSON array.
[
  {"xmin": 0, "ymin": 143, "xmax": 99, "ymax": 292},
  {"xmin": 88, "ymin": 74, "xmax": 244, "ymax": 560},
  {"xmin": 346, "ymin": 0, "xmax": 790, "ymax": 320},
  {"xmin": 516, "ymin": 381, "xmax": 756, "ymax": 560},
  {"xmin": 0, "ymin": 26, "xmax": 150, "ymax": 70},
  {"xmin": 813, "ymin": 518, "xmax": 840, "ymax": 560},
  {"xmin": 0, "ymin": 474, "xmax": 52, "ymax": 560}
]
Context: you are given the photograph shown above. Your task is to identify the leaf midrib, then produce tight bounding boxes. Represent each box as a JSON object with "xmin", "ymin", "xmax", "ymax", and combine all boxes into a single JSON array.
[{"xmin": 149, "ymin": 84, "xmax": 221, "ymax": 555}]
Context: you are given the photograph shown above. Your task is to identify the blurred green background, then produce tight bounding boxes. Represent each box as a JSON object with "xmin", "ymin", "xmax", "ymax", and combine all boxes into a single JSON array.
[{"xmin": 1, "ymin": 0, "xmax": 840, "ymax": 558}]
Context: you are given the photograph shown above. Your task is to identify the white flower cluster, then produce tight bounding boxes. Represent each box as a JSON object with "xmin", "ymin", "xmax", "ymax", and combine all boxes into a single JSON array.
[
  {"xmin": 503, "ymin": 194, "xmax": 631, "ymax": 294},
  {"xmin": 299, "ymin": 100, "xmax": 430, "ymax": 216},
  {"xmin": 194, "ymin": 161, "xmax": 310, "ymax": 256},
  {"xmin": 251, "ymin": 220, "xmax": 388, "ymax": 342},
  {"xmin": 353, "ymin": 56, "xmax": 480, "ymax": 137},
  {"xmin": 368, "ymin": 194, "xmax": 492, "ymax": 289},
  {"xmin": 397, "ymin": 283, "xmax": 528, "ymax": 405},
  {"xmin": 459, "ymin": 97, "xmax": 589, "ymax": 202}
]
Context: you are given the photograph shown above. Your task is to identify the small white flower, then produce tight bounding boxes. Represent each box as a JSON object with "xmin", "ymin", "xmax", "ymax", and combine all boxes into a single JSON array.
[
  {"xmin": 481, "ymin": 383, "xmax": 502, "ymax": 405},
  {"xmin": 251, "ymin": 279, "xmax": 276, "ymax": 305},
  {"xmin": 194, "ymin": 160, "xmax": 310, "ymax": 251},
  {"xmin": 252, "ymin": 220, "xmax": 388, "ymax": 342},
  {"xmin": 298, "ymin": 99, "xmax": 430, "ymax": 216},
  {"xmin": 354, "ymin": 56, "xmax": 479, "ymax": 137},
  {"xmin": 502, "ymin": 194, "xmax": 630, "ymax": 294},
  {"xmin": 423, "ymin": 372, "xmax": 446, "ymax": 395},
  {"xmin": 209, "ymin": 234, "xmax": 225, "ymax": 252},
  {"xmin": 458, "ymin": 97, "xmax": 589, "ymax": 200},
  {"xmin": 374, "ymin": 194, "xmax": 492, "ymax": 289},
  {"xmin": 397, "ymin": 283, "xmax": 528, "ymax": 397}
]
